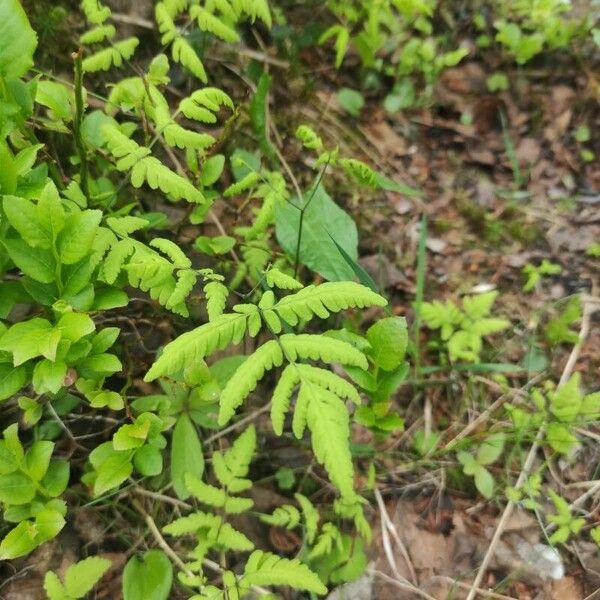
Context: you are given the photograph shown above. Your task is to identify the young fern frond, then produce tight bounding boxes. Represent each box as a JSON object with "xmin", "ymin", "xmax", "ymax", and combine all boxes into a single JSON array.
[
  {"xmin": 266, "ymin": 282, "xmax": 386, "ymax": 328},
  {"xmin": 224, "ymin": 172, "xmax": 260, "ymax": 197},
  {"xmin": 80, "ymin": 24, "xmax": 116, "ymax": 44},
  {"xmin": 271, "ymin": 365, "xmax": 299, "ymax": 435},
  {"xmin": 339, "ymin": 158, "xmax": 378, "ymax": 187},
  {"xmin": 179, "ymin": 88, "xmax": 235, "ymax": 123},
  {"xmin": 204, "ymin": 281, "xmax": 228, "ymax": 321},
  {"xmin": 241, "ymin": 550, "xmax": 326, "ymax": 594},
  {"xmin": 219, "ymin": 341, "xmax": 284, "ymax": 424},
  {"xmin": 172, "ymin": 37, "xmax": 208, "ymax": 81},
  {"xmin": 82, "ymin": 38, "xmax": 139, "ymax": 73},
  {"xmin": 102, "ymin": 125, "xmax": 205, "ymax": 204},
  {"xmin": 145, "ymin": 313, "xmax": 250, "ymax": 380},
  {"xmin": 234, "ymin": 0, "xmax": 272, "ymax": 27},
  {"xmin": 81, "ymin": 0, "xmax": 111, "ymax": 24},
  {"xmin": 264, "ymin": 267, "xmax": 303, "ymax": 290},
  {"xmin": 296, "ymin": 493, "xmax": 320, "ymax": 544},
  {"xmin": 260, "ymin": 504, "xmax": 301, "ymax": 529},
  {"xmin": 190, "ymin": 6, "xmax": 240, "ymax": 43}
]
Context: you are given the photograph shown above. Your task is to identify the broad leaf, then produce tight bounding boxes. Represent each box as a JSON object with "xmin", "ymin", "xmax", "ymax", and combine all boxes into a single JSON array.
[
  {"xmin": 122, "ymin": 550, "xmax": 173, "ymax": 600},
  {"xmin": 0, "ymin": 0, "xmax": 37, "ymax": 79},
  {"xmin": 171, "ymin": 413, "xmax": 204, "ymax": 499},
  {"xmin": 276, "ymin": 183, "xmax": 358, "ymax": 281}
]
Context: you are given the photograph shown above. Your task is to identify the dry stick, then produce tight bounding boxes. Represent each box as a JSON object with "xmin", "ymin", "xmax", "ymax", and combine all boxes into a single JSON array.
[
  {"xmin": 432, "ymin": 576, "xmax": 517, "ymax": 600},
  {"xmin": 132, "ymin": 499, "xmax": 194, "ymax": 578},
  {"xmin": 204, "ymin": 402, "xmax": 271, "ymax": 445},
  {"xmin": 368, "ymin": 568, "xmax": 438, "ymax": 600},
  {"xmin": 374, "ymin": 489, "xmax": 418, "ymax": 585},
  {"xmin": 133, "ymin": 499, "xmax": 272, "ymax": 596},
  {"xmin": 465, "ymin": 298, "xmax": 594, "ymax": 600}
]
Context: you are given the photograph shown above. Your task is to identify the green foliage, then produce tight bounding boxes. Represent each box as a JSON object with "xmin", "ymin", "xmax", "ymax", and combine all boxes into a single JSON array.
[
  {"xmin": 546, "ymin": 489, "xmax": 586, "ymax": 545},
  {"xmin": 44, "ymin": 556, "xmax": 112, "ymax": 600},
  {"xmin": 457, "ymin": 432, "xmax": 506, "ymax": 498},
  {"xmin": 522, "ymin": 259, "xmax": 562, "ymax": 292},
  {"xmin": 545, "ymin": 296, "xmax": 581, "ymax": 346},
  {"xmin": 0, "ymin": 425, "xmax": 69, "ymax": 559},
  {"xmin": 420, "ymin": 291, "xmax": 510, "ymax": 362},
  {"xmin": 122, "ymin": 550, "xmax": 173, "ymax": 600}
]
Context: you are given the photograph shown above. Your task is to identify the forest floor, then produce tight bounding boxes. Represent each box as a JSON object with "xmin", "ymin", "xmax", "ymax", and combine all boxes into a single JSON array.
[{"xmin": 3, "ymin": 1, "xmax": 600, "ymax": 599}]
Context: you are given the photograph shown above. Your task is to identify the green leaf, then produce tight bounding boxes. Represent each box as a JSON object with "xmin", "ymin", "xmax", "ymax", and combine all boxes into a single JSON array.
[
  {"xmin": 336, "ymin": 88, "xmax": 364, "ymax": 117},
  {"xmin": 171, "ymin": 413, "xmax": 204, "ymax": 499},
  {"xmin": 41, "ymin": 460, "xmax": 70, "ymax": 497},
  {"xmin": 366, "ymin": 317, "xmax": 407, "ymax": 371},
  {"xmin": 474, "ymin": 465, "xmax": 494, "ymax": 498},
  {"xmin": 94, "ymin": 452, "xmax": 133, "ymax": 496},
  {"xmin": 58, "ymin": 210, "xmax": 102, "ymax": 265},
  {"xmin": 122, "ymin": 550, "xmax": 173, "ymax": 600},
  {"xmin": 276, "ymin": 183, "xmax": 358, "ymax": 281},
  {"xmin": 25, "ymin": 440, "xmax": 54, "ymax": 482},
  {"xmin": 0, "ymin": 0, "xmax": 37, "ymax": 79},
  {"xmin": 0, "ymin": 520, "xmax": 38, "ymax": 559},
  {"xmin": 3, "ymin": 196, "xmax": 51, "ymax": 248},
  {"xmin": 476, "ymin": 432, "xmax": 505, "ymax": 465},
  {"xmin": 64, "ymin": 556, "xmax": 112, "ymax": 598},
  {"xmin": 43, "ymin": 571, "xmax": 66, "ymax": 600},
  {"xmin": 0, "ymin": 472, "xmax": 36, "ymax": 504},
  {"xmin": 4, "ymin": 238, "xmax": 55, "ymax": 283},
  {"xmin": 0, "ymin": 364, "xmax": 27, "ymax": 401},
  {"xmin": 249, "ymin": 72, "xmax": 275, "ymax": 159},
  {"xmin": 201, "ymin": 154, "xmax": 225, "ymax": 186},
  {"xmin": 56, "ymin": 312, "xmax": 95, "ymax": 342},
  {"xmin": 134, "ymin": 444, "xmax": 163, "ymax": 476},
  {"xmin": 35, "ymin": 507, "xmax": 65, "ymax": 543}
]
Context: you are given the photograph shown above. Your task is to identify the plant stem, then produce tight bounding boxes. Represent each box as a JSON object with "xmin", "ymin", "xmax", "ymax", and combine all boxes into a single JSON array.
[
  {"xmin": 72, "ymin": 49, "xmax": 90, "ymax": 198},
  {"xmin": 293, "ymin": 162, "xmax": 329, "ymax": 278}
]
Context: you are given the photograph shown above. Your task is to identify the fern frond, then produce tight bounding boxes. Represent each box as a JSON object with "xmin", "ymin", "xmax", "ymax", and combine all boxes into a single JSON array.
[
  {"xmin": 145, "ymin": 313, "xmax": 249, "ymax": 380},
  {"xmin": 295, "ymin": 125, "xmax": 323, "ymax": 151},
  {"xmin": 264, "ymin": 267, "xmax": 303, "ymax": 290},
  {"xmin": 204, "ymin": 281, "xmax": 228, "ymax": 321},
  {"xmin": 191, "ymin": 6, "xmax": 240, "ymax": 42},
  {"xmin": 462, "ymin": 291, "xmax": 499, "ymax": 319},
  {"xmin": 106, "ymin": 216, "xmax": 149, "ymax": 237},
  {"xmin": 179, "ymin": 88, "xmax": 234, "ymax": 122},
  {"xmin": 339, "ymin": 158, "xmax": 377, "ymax": 187},
  {"xmin": 293, "ymin": 380, "xmax": 355, "ymax": 499},
  {"xmin": 241, "ymin": 550, "xmax": 327, "ymax": 595},
  {"xmin": 309, "ymin": 522, "xmax": 342, "ymax": 559},
  {"xmin": 185, "ymin": 473, "xmax": 254, "ymax": 513},
  {"xmin": 218, "ymin": 341, "xmax": 284, "ymax": 425},
  {"xmin": 279, "ymin": 334, "xmax": 369, "ymax": 369},
  {"xmin": 260, "ymin": 504, "xmax": 301, "ymax": 529},
  {"xmin": 82, "ymin": 38, "xmax": 139, "ymax": 72},
  {"xmin": 162, "ymin": 122, "xmax": 215, "ymax": 151},
  {"xmin": 163, "ymin": 511, "xmax": 253, "ymax": 551},
  {"xmin": 295, "ymin": 493, "xmax": 319, "ymax": 543},
  {"xmin": 224, "ymin": 172, "xmax": 260, "ymax": 197},
  {"xmin": 155, "ymin": 2, "xmax": 178, "ymax": 44},
  {"xmin": 80, "ymin": 24, "xmax": 116, "ymax": 44},
  {"xmin": 81, "ymin": 0, "xmax": 111, "ymax": 24},
  {"xmin": 213, "ymin": 425, "xmax": 256, "ymax": 492},
  {"xmin": 271, "ymin": 365, "xmax": 299, "ymax": 435},
  {"xmin": 103, "ymin": 239, "xmax": 135, "ymax": 283},
  {"xmin": 296, "ymin": 364, "xmax": 361, "ymax": 404},
  {"xmin": 150, "ymin": 238, "xmax": 191, "ymax": 269},
  {"xmin": 167, "ymin": 270, "xmax": 197, "ymax": 310},
  {"xmin": 235, "ymin": 0, "xmax": 272, "ymax": 27},
  {"xmin": 269, "ymin": 282, "xmax": 386, "ymax": 326},
  {"xmin": 132, "ymin": 157, "xmax": 206, "ymax": 203}
]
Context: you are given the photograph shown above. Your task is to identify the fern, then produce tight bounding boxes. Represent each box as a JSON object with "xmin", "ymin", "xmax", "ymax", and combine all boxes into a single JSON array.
[
  {"xmin": 265, "ymin": 282, "xmax": 386, "ymax": 330},
  {"xmin": 224, "ymin": 172, "xmax": 260, "ymax": 197},
  {"xmin": 260, "ymin": 504, "xmax": 301, "ymax": 528},
  {"xmin": 264, "ymin": 267, "xmax": 303, "ymax": 290},
  {"xmin": 80, "ymin": 24, "xmax": 116, "ymax": 44},
  {"xmin": 145, "ymin": 313, "xmax": 250, "ymax": 379},
  {"xmin": 190, "ymin": 6, "xmax": 240, "ymax": 43},
  {"xmin": 179, "ymin": 88, "xmax": 234, "ymax": 123},
  {"xmin": 204, "ymin": 281, "xmax": 228, "ymax": 320},
  {"xmin": 81, "ymin": 0, "xmax": 111, "ymax": 24},
  {"xmin": 296, "ymin": 125, "xmax": 323, "ymax": 150},
  {"xmin": 339, "ymin": 158, "xmax": 378, "ymax": 187},
  {"xmin": 240, "ymin": 550, "xmax": 326, "ymax": 594},
  {"xmin": 296, "ymin": 493, "xmax": 320, "ymax": 544},
  {"xmin": 102, "ymin": 125, "xmax": 205, "ymax": 204},
  {"xmin": 219, "ymin": 341, "xmax": 283, "ymax": 424},
  {"xmin": 82, "ymin": 38, "xmax": 139, "ymax": 72}
]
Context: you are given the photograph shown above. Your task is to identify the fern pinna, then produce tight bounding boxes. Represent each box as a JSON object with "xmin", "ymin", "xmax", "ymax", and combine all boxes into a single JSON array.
[{"xmin": 146, "ymin": 281, "xmax": 387, "ymax": 502}]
